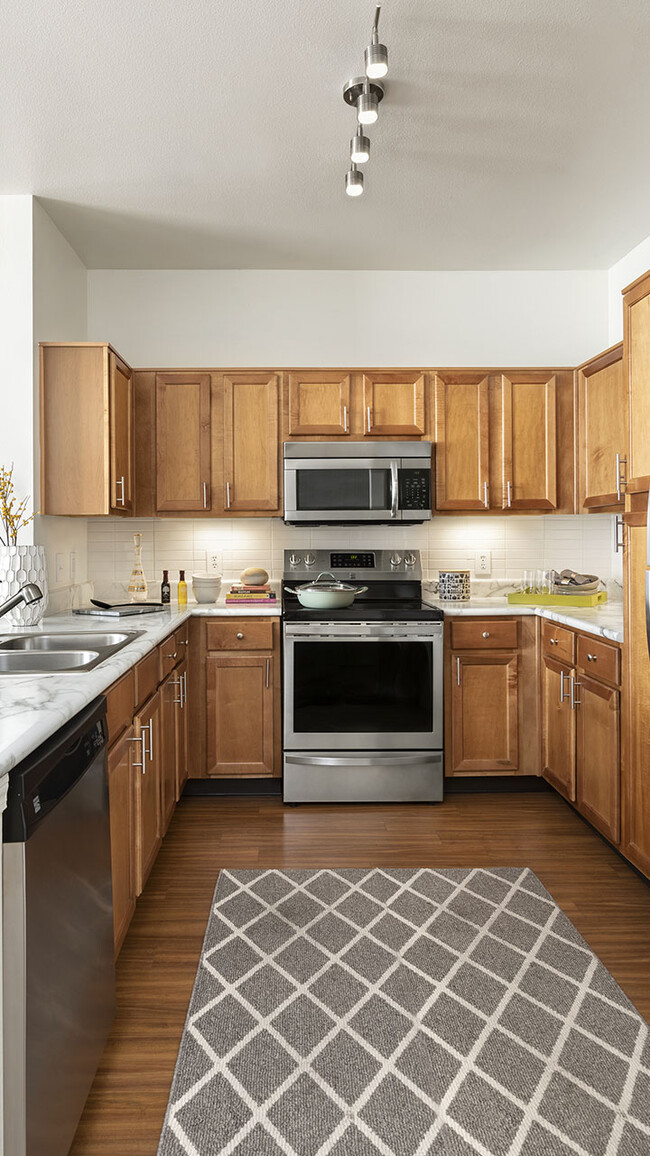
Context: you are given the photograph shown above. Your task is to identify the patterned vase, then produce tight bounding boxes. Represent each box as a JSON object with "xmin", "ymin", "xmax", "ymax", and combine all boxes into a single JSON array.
[{"xmin": 0, "ymin": 545, "xmax": 49, "ymax": 626}]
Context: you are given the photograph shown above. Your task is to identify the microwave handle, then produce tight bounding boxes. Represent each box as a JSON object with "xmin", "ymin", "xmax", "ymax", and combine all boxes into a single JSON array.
[{"xmin": 390, "ymin": 460, "xmax": 399, "ymax": 519}]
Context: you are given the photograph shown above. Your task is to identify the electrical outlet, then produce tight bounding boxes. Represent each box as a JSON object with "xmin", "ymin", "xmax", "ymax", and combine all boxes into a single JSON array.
[
  {"xmin": 69, "ymin": 550, "xmax": 77, "ymax": 582},
  {"xmin": 475, "ymin": 551, "xmax": 492, "ymax": 576},
  {"xmin": 207, "ymin": 551, "xmax": 223, "ymax": 574},
  {"xmin": 55, "ymin": 552, "xmax": 66, "ymax": 584}
]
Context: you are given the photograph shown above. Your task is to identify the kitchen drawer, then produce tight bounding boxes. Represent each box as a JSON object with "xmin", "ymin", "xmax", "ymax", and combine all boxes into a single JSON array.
[
  {"xmin": 450, "ymin": 619, "xmax": 518, "ymax": 650},
  {"xmin": 577, "ymin": 634, "xmax": 620, "ymax": 686},
  {"xmin": 135, "ymin": 647, "xmax": 160, "ymax": 707},
  {"xmin": 542, "ymin": 619, "xmax": 575, "ymax": 663},
  {"xmin": 105, "ymin": 670, "xmax": 135, "ymax": 747},
  {"xmin": 206, "ymin": 619, "xmax": 274, "ymax": 651},
  {"xmin": 160, "ymin": 630, "xmax": 181, "ymax": 679},
  {"xmin": 174, "ymin": 622, "xmax": 189, "ymax": 657}
]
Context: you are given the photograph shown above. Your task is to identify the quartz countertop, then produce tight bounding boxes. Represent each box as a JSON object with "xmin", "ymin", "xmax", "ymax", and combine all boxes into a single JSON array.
[
  {"xmin": 0, "ymin": 597, "xmax": 280, "ymax": 781},
  {"xmin": 423, "ymin": 591, "xmax": 624, "ymax": 644}
]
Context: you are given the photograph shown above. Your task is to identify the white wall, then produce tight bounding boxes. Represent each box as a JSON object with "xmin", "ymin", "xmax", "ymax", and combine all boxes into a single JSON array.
[
  {"xmin": 0, "ymin": 196, "xmax": 35, "ymax": 540},
  {"xmin": 87, "ymin": 269, "xmax": 609, "ymax": 368},
  {"xmin": 32, "ymin": 201, "xmax": 88, "ymax": 596},
  {"xmin": 608, "ymin": 233, "xmax": 650, "ymax": 343}
]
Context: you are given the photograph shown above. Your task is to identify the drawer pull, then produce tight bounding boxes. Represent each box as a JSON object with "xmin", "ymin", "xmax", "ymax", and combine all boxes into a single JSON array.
[
  {"xmin": 236, "ymin": 632, "xmax": 244, "ymax": 640},
  {"xmin": 165, "ymin": 651, "xmax": 177, "ymax": 659},
  {"xmin": 587, "ymin": 653, "xmax": 597, "ymax": 662},
  {"xmin": 482, "ymin": 631, "xmax": 490, "ymax": 638}
]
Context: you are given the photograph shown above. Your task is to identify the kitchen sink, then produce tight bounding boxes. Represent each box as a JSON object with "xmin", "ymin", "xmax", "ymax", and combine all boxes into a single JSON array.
[{"xmin": 0, "ymin": 630, "xmax": 144, "ymax": 674}]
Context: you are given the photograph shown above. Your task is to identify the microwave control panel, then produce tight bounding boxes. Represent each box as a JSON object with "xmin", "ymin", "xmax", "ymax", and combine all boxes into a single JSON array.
[{"xmin": 399, "ymin": 469, "xmax": 431, "ymax": 510}]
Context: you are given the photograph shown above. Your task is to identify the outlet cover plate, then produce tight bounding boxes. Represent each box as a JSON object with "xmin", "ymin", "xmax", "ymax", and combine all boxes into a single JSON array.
[
  {"xmin": 475, "ymin": 551, "xmax": 492, "ymax": 576},
  {"xmin": 207, "ymin": 551, "xmax": 223, "ymax": 574}
]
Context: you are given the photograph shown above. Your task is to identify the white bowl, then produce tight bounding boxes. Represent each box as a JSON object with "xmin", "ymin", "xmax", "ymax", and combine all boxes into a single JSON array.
[{"xmin": 191, "ymin": 574, "xmax": 221, "ymax": 604}]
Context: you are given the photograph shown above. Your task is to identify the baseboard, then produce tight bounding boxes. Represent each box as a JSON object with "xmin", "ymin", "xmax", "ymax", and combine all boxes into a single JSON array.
[
  {"xmin": 444, "ymin": 775, "xmax": 550, "ymax": 794},
  {"xmin": 183, "ymin": 778, "xmax": 283, "ymax": 797}
]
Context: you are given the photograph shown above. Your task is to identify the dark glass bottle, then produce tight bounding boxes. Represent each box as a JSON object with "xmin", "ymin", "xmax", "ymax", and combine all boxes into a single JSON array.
[{"xmin": 161, "ymin": 569, "xmax": 171, "ymax": 605}]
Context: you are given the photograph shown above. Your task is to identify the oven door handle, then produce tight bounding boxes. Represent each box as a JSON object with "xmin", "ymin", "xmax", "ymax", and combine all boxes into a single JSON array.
[
  {"xmin": 390, "ymin": 460, "xmax": 399, "ymax": 519},
  {"xmin": 284, "ymin": 753, "xmax": 440, "ymax": 766}
]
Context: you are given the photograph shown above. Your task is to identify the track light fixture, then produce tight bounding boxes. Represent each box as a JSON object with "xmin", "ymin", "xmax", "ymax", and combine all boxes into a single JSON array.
[{"xmin": 342, "ymin": 7, "xmax": 389, "ymax": 197}]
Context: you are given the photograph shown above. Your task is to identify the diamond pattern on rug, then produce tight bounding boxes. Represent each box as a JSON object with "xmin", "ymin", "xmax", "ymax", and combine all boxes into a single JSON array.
[{"xmin": 157, "ymin": 868, "xmax": 650, "ymax": 1156}]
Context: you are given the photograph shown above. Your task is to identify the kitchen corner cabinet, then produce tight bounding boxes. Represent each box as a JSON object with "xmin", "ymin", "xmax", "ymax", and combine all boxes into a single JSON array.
[
  {"xmin": 577, "ymin": 344, "xmax": 626, "ymax": 511},
  {"xmin": 40, "ymin": 342, "xmax": 133, "ymax": 516},
  {"xmin": 107, "ymin": 726, "xmax": 136, "ymax": 956},
  {"xmin": 361, "ymin": 372, "xmax": 427, "ymax": 436},
  {"xmin": 222, "ymin": 373, "xmax": 280, "ymax": 511},
  {"xmin": 287, "ymin": 372, "xmax": 351, "ymax": 436},
  {"xmin": 155, "ymin": 373, "xmax": 211, "ymax": 511},
  {"xmin": 623, "ymin": 271, "xmax": 650, "ymax": 490},
  {"xmin": 434, "ymin": 374, "xmax": 489, "ymax": 509}
]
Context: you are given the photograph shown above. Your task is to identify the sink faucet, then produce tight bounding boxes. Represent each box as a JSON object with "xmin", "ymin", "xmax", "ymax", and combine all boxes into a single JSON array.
[{"xmin": 0, "ymin": 583, "xmax": 43, "ymax": 620}]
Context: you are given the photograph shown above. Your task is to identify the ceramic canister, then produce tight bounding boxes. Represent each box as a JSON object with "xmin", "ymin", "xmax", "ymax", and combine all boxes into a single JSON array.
[{"xmin": 438, "ymin": 570, "xmax": 471, "ymax": 601}]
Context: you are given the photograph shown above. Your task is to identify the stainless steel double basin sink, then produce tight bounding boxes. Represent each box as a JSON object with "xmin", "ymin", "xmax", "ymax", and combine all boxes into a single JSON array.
[{"xmin": 0, "ymin": 631, "xmax": 144, "ymax": 674}]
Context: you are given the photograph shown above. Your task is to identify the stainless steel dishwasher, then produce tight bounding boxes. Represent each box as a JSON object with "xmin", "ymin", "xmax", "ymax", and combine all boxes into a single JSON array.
[{"xmin": 3, "ymin": 697, "xmax": 115, "ymax": 1156}]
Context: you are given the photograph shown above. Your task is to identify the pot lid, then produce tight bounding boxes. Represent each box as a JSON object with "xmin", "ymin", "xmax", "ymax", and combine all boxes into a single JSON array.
[{"xmin": 297, "ymin": 571, "xmax": 359, "ymax": 593}]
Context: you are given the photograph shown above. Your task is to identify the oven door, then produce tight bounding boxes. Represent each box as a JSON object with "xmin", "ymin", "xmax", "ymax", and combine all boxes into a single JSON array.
[
  {"xmin": 283, "ymin": 622, "xmax": 443, "ymax": 750},
  {"xmin": 284, "ymin": 458, "xmax": 400, "ymax": 523}
]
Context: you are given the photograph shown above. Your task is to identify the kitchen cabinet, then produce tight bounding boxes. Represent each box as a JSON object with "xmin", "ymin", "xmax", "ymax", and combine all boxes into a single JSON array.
[
  {"xmin": 623, "ymin": 271, "xmax": 650, "ymax": 490},
  {"xmin": 160, "ymin": 671, "xmax": 180, "ymax": 835},
  {"xmin": 287, "ymin": 372, "xmax": 351, "ymax": 436},
  {"xmin": 576, "ymin": 674, "xmax": 620, "ymax": 844},
  {"xmin": 133, "ymin": 688, "xmax": 163, "ymax": 894},
  {"xmin": 447, "ymin": 620, "xmax": 520, "ymax": 774},
  {"xmin": 176, "ymin": 657, "xmax": 190, "ymax": 797},
  {"xmin": 577, "ymin": 343, "xmax": 627, "ymax": 511},
  {"xmin": 107, "ymin": 726, "xmax": 136, "ymax": 956},
  {"xmin": 206, "ymin": 653, "xmax": 275, "ymax": 775},
  {"xmin": 222, "ymin": 373, "xmax": 280, "ymax": 511},
  {"xmin": 434, "ymin": 374, "xmax": 490, "ymax": 510},
  {"xmin": 541, "ymin": 655, "xmax": 576, "ymax": 801},
  {"xmin": 361, "ymin": 371, "xmax": 427, "ymax": 436},
  {"xmin": 499, "ymin": 373, "xmax": 557, "ymax": 509},
  {"xmin": 40, "ymin": 342, "xmax": 134, "ymax": 516},
  {"xmin": 622, "ymin": 520, "xmax": 650, "ymax": 876},
  {"xmin": 155, "ymin": 373, "xmax": 211, "ymax": 512}
]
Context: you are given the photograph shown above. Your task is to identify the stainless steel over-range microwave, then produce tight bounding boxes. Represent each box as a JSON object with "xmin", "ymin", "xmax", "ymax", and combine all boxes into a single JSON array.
[{"xmin": 283, "ymin": 441, "xmax": 433, "ymax": 524}]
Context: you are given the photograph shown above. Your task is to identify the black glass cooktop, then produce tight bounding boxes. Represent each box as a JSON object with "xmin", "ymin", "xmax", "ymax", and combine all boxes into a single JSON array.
[{"xmin": 282, "ymin": 598, "xmax": 444, "ymax": 623}]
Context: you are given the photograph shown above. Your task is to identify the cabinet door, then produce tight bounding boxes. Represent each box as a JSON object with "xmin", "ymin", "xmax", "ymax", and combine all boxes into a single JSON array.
[
  {"xmin": 450, "ymin": 652, "xmax": 518, "ymax": 773},
  {"xmin": 133, "ymin": 690, "xmax": 162, "ymax": 894},
  {"xmin": 107, "ymin": 728, "xmax": 136, "ymax": 956},
  {"xmin": 578, "ymin": 346, "xmax": 626, "ymax": 510},
  {"xmin": 176, "ymin": 659, "xmax": 189, "ymax": 797},
  {"xmin": 623, "ymin": 524, "xmax": 650, "ymax": 875},
  {"xmin": 362, "ymin": 372, "xmax": 427, "ymax": 436},
  {"xmin": 223, "ymin": 374, "xmax": 279, "ymax": 511},
  {"xmin": 624, "ymin": 281, "xmax": 650, "ymax": 487},
  {"xmin": 500, "ymin": 374, "xmax": 557, "ymax": 509},
  {"xmin": 434, "ymin": 374, "xmax": 489, "ymax": 509},
  {"xmin": 288, "ymin": 373, "xmax": 351, "ymax": 436},
  {"xmin": 206, "ymin": 653, "xmax": 274, "ymax": 775},
  {"xmin": 576, "ymin": 675, "xmax": 620, "ymax": 843},
  {"xmin": 155, "ymin": 373, "xmax": 211, "ymax": 511},
  {"xmin": 541, "ymin": 656, "xmax": 576, "ymax": 801},
  {"xmin": 109, "ymin": 352, "xmax": 134, "ymax": 515},
  {"xmin": 160, "ymin": 673, "xmax": 180, "ymax": 835}
]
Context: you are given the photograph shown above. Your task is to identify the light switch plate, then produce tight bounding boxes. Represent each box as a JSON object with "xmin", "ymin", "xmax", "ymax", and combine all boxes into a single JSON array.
[{"xmin": 475, "ymin": 551, "xmax": 492, "ymax": 576}]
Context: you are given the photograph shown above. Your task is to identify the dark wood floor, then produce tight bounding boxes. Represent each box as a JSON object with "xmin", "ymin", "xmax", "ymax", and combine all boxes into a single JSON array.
[{"xmin": 70, "ymin": 792, "xmax": 650, "ymax": 1155}]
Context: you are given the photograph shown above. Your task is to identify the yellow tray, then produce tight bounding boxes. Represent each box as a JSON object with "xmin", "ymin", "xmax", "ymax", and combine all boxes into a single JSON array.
[{"xmin": 507, "ymin": 591, "xmax": 608, "ymax": 608}]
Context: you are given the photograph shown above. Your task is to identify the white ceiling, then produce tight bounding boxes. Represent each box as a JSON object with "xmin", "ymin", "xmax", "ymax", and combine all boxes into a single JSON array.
[{"xmin": 3, "ymin": 0, "xmax": 650, "ymax": 270}]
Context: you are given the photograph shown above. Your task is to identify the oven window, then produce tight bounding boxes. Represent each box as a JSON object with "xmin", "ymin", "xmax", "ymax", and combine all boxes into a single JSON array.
[
  {"xmin": 296, "ymin": 469, "xmax": 390, "ymax": 511},
  {"xmin": 292, "ymin": 640, "xmax": 433, "ymax": 732}
]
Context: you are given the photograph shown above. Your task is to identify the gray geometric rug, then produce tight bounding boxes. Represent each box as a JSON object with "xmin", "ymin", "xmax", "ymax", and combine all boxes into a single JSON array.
[{"xmin": 157, "ymin": 868, "xmax": 650, "ymax": 1156}]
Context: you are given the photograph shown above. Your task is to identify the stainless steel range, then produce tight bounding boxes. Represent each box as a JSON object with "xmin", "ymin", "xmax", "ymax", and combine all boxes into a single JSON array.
[{"xmin": 282, "ymin": 549, "xmax": 444, "ymax": 803}]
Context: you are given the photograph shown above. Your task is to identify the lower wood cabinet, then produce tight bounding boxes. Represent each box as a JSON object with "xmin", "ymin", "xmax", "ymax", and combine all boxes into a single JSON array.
[
  {"xmin": 450, "ymin": 651, "xmax": 519, "ymax": 773},
  {"xmin": 160, "ymin": 672, "xmax": 179, "ymax": 835},
  {"xmin": 541, "ymin": 656, "xmax": 576, "ymax": 801},
  {"xmin": 176, "ymin": 658, "xmax": 190, "ymax": 798},
  {"xmin": 133, "ymin": 688, "xmax": 163, "ymax": 895},
  {"xmin": 206, "ymin": 653, "xmax": 275, "ymax": 775},
  {"xmin": 107, "ymin": 726, "xmax": 136, "ymax": 957},
  {"xmin": 576, "ymin": 674, "xmax": 620, "ymax": 844}
]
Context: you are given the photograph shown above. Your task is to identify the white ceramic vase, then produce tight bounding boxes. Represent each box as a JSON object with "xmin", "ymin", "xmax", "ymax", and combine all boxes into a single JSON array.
[{"xmin": 0, "ymin": 545, "xmax": 49, "ymax": 626}]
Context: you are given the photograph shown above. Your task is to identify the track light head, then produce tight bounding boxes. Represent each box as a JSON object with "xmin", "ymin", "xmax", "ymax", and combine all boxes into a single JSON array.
[
  {"xmin": 345, "ymin": 164, "xmax": 364, "ymax": 197},
  {"xmin": 365, "ymin": 7, "xmax": 388, "ymax": 78},
  {"xmin": 350, "ymin": 127, "xmax": 370, "ymax": 163}
]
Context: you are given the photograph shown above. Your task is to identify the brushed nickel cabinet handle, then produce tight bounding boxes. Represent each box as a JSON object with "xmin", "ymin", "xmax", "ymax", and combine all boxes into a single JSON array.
[
  {"xmin": 559, "ymin": 669, "xmax": 569, "ymax": 703},
  {"xmin": 367, "ymin": 405, "xmax": 372, "ymax": 433},
  {"xmin": 266, "ymin": 658, "xmax": 270, "ymax": 689},
  {"xmin": 615, "ymin": 516, "xmax": 624, "ymax": 553},
  {"xmin": 482, "ymin": 631, "xmax": 490, "ymax": 638},
  {"xmin": 226, "ymin": 481, "xmax": 231, "ymax": 509},
  {"xmin": 128, "ymin": 734, "xmax": 146, "ymax": 770},
  {"xmin": 616, "ymin": 452, "xmax": 627, "ymax": 502},
  {"xmin": 147, "ymin": 719, "xmax": 154, "ymax": 763},
  {"xmin": 506, "ymin": 480, "xmax": 512, "ymax": 508},
  {"xmin": 116, "ymin": 476, "xmax": 126, "ymax": 506},
  {"xmin": 182, "ymin": 670, "xmax": 187, "ymax": 707},
  {"xmin": 236, "ymin": 632, "xmax": 244, "ymax": 640},
  {"xmin": 343, "ymin": 404, "xmax": 348, "ymax": 433},
  {"xmin": 483, "ymin": 480, "xmax": 489, "ymax": 509},
  {"xmin": 570, "ymin": 677, "xmax": 581, "ymax": 710},
  {"xmin": 203, "ymin": 481, "xmax": 208, "ymax": 509},
  {"xmin": 456, "ymin": 656, "xmax": 461, "ymax": 685}
]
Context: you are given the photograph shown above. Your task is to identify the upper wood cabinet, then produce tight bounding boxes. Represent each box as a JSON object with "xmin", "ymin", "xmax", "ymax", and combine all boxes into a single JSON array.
[
  {"xmin": 577, "ymin": 343, "xmax": 626, "ymax": 511},
  {"xmin": 434, "ymin": 374, "xmax": 489, "ymax": 510},
  {"xmin": 155, "ymin": 373, "xmax": 211, "ymax": 512},
  {"xmin": 361, "ymin": 372, "xmax": 427, "ymax": 436},
  {"xmin": 288, "ymin": 373, "xmax": 351, "ymax": 436},
  {"xmin": 222, "ymin": 373, "xmax": 280, "ymax": 512},
  {"xmin": 40, "ymin": 343, "xmax": 134, "ymax": 516},
  {"xmin": 499, "ymin": 373, "xmax": 557, "ymax": 509},
  {"xmin": 623, "ymin": 271, "xmax": 650, "ymax": 490}
]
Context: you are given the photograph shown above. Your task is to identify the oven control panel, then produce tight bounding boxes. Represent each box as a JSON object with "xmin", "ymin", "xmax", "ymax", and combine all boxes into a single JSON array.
[
  {"xmin": 329, "ymin": 552, "xmax": 375, "ymax": 568},
  {"xmin": 399, "ymin": 469, "xmax": 431, "ymax": 510}
]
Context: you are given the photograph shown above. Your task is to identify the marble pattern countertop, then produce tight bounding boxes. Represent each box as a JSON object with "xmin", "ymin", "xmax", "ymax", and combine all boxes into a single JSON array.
[
  {"xmin": 423, "ymin": 589, "xmax": 624, "ymax": 644},
  {"xmin": 0, "ymin": 598, "xmax": 281, "ymax": 781}
]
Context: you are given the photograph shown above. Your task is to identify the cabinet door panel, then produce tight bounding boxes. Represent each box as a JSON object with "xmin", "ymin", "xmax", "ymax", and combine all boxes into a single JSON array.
[
  {"xmin": 450, "ymin": 652, "xmax": 518, "ymax": 773},
  {"xmin": 542, "ymin": 656, "xmax": 575, "ymax": 801},
  {"xmin": 288, "ymin": 373, "xmax": 350, "ymax": 436},
  {"xmin": 578, "ymin": 346, "xmax": 626, "ymax": 510},
  {"xmin": 109, "ymin": 353, "xmax": 133, "ymax": 514},
  {"xmin": 206, "ymin": 654, "xmax": 274, "ymax": 775},
  {"xmin": 626, "ymin": 289, "xmax": 650, "ymax": 486},
  {"xmin": 133, "ymin": 691, "xmax": 162, "ymax": 894},
  {"xmin": 176, "ymin": 659, "xmax": 189, "ymax": 797},
  {"xmin": 362, "ymin": 372, "xmax": 427, "ymax": 436},
  {"xmin": 223, "ymin": 374, "xmax": 279, "ymax": 511},
  {"xmin": 160, "ymin": 674, "xmax": 179, "ymax": 835},
  {"xmin": 107, "ymin": 728, "xmax": 135, "ymax": 955},
  {"xmin": 434, "ymin": 375, "xmax": 489, "ymax": 510},
  {"xmin": 155, "ymin": 373, "xmax": 211, "ymax": 511},
  {"xmin": 500, "ymin": 374, "xmax": 557, "ymax": 509},
  {"xmin": 576, "ymin": 675, "xmax": 620, "ymax": 844},
  {"xmin": 623, "ymin": 524, "xmax": 650, "ymax": 875}
]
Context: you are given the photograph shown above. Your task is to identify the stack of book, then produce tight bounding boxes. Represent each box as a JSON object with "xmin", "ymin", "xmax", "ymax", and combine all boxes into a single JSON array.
[{"xmin": 225, "ymin": 583, "xmax": 277, "ymax": 606}]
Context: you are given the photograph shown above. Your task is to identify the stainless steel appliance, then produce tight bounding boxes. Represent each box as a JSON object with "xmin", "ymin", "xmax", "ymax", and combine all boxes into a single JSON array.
[
  {"xmin": 282, "ymin": 549, "xmax": 444, "ymax": 802},
  {"xmin": 283, "ymin": 441, "xmax": 432, "ymax": 524},
  {"xmin": 3, "ymin": 698, "xmax": 115, "ymax": 1156}
]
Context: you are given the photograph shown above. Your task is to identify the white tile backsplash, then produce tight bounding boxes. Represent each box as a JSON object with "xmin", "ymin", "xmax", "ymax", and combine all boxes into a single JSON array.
[{"xmin": 85, "ymin": 513, "xmax": 622, "ymax": 597}]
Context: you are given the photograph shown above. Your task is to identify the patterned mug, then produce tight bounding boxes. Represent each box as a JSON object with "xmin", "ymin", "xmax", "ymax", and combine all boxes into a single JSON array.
[{"xmin": 438, "ymin": 570, "xmax": 471, "ymax": 601}]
